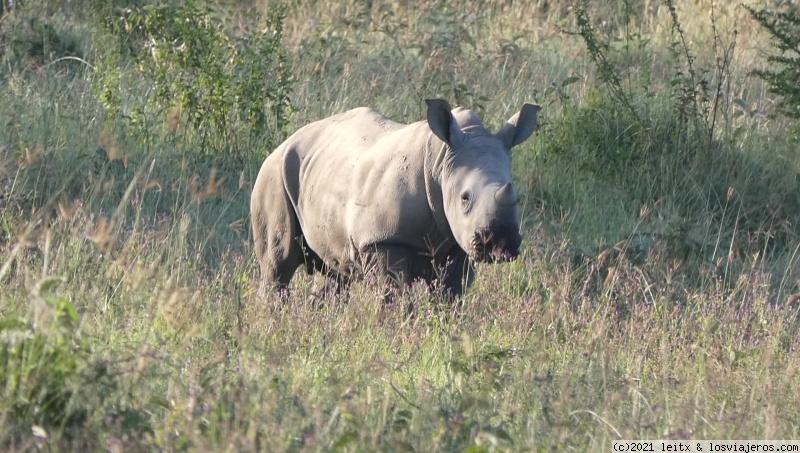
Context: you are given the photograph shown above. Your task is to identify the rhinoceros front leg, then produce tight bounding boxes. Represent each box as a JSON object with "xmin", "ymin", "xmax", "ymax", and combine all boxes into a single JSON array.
[
  {"xmin": 310, "ymin": 271, "xmax": 351, "ymax": 301},
  {"xmin": 439, "ymin": 251, "xmax": 475, "ymax": 297},
  {"xmin": 361, "ymin": 245, "xmax": 415, "ymax": 302}
]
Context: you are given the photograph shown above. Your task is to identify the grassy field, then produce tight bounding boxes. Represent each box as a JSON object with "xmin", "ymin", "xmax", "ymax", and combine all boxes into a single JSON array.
[{"xmin": 1, "ymin": 0, "xmax": 800, "ymax": 451}]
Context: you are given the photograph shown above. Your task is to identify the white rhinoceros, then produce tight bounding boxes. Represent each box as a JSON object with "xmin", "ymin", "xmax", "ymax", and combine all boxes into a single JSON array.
[{"xmin": 251, "ymin": 99, "xmax": 539, "ymax": 297}]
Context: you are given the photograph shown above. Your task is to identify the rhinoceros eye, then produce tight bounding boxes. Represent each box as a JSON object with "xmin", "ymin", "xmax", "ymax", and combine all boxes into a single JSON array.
[{"xmin": 460, "ymin": 191, "xmax": 472, "ymax": 210}]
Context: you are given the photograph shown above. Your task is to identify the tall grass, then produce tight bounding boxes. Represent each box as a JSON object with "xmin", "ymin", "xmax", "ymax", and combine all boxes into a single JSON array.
[{"xmin": 1, "ymin": 0, "xmax": 800, "ymax": 450}]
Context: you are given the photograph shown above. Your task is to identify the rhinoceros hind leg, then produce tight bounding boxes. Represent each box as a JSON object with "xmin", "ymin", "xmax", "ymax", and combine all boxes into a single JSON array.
[
  {"xmin": 254, "ymin": 234, "xmax": 304, "ymax": 299},
  {"xmin": 251, "ymin": 169, "xmax": 304, "ymax": 298}
]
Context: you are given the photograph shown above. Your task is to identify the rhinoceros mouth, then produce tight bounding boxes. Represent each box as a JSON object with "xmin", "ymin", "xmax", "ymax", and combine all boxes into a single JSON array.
[{"xmin": 470, "ymin": 227, "xmax": 522, "ymax": 263}]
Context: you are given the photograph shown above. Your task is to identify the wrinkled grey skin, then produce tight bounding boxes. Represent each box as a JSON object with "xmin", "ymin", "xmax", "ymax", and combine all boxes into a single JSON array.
[{"xmin": 251, "ymin": 99, "xmax": 540, "ymax": 298}]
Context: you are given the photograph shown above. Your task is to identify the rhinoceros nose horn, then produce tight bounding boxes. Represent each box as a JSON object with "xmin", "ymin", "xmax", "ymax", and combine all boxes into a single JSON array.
[{"xmin": 494, "ymin": 182, "xmax": 519, "ymax": 205}]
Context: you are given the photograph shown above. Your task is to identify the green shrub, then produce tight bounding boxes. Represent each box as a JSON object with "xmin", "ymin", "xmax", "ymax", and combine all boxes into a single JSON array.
[
  {"xmin": 0, "ymin": 278, "xmax": 94, "ymax": 444},
  {"xmin": 746, "ymin": 5, "xmax": 800, "ymax": 134},
  {"xmin": 91, "ymin": 0, "xmax": 293, "ymax": 157}
]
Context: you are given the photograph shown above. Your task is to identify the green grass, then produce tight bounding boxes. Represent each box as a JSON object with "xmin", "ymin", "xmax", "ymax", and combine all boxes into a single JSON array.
[{"xmin": 2, "ymin": 0, "xmax": 800, "ymax": 450}]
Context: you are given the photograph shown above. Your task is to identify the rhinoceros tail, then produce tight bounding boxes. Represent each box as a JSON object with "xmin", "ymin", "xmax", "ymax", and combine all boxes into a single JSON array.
[{"xmin": 280, "ymin": 146, "xmax": 305, "ymax": 227}]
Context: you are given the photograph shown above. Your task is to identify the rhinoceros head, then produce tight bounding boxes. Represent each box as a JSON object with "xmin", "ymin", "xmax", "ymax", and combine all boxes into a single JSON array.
[{"xmin": 426, "ymin": 99, "xmax": 539, "ymax": 262}]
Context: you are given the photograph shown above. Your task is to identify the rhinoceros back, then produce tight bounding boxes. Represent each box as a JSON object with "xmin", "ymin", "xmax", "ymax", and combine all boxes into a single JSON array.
[{"xmin": 279, "ymin": 107, "xmax": 446, "ymax": 275}]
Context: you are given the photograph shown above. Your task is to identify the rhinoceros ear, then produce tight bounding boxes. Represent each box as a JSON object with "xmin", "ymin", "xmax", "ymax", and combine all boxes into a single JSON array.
[
  {"xmin": 496, "ymin": 103, "xmax": 540, "ymax": 149},
  {"xmin": 426, "ymin": 99, "xmax": 466, "ymax": 150}
]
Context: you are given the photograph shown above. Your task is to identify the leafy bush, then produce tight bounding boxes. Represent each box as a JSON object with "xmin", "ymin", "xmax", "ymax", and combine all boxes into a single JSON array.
[
  {"xmin": 91, "ymin": 0, "xmax": 293, "ymax": 157},
  {"xmin": 568, "ymin": 0, "xmax": 714, "ymax": 179},
  {"xmin": 0, "ymin": 278, "xmax": 95, "ymax": 444},
  {"xmin": 746, "ymin": 5, "xmax": 800, "ymax": 134},
  {"xmin": 0, "ymin": 274, "xmax": 158, "ymax": 449}
]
